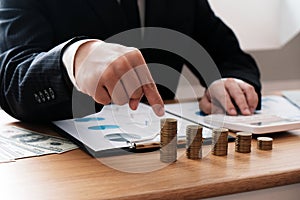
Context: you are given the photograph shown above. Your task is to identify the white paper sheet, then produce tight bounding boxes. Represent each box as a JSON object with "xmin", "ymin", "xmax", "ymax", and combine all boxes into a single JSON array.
[
  {"xmin": 165, "ymin": 95, "xmax": 300, "ymax": 134},
  {"xmin": 53, "ymin": 103, "xmax": 211, "ymax": 152}
]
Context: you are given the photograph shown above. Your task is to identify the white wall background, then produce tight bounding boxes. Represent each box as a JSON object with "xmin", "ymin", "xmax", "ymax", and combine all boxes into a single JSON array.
[
  {"xmin": 209, "ymin": 0, "xmax": 300, "ymax": 51},
  {"xmin": 279, "ymin": 0, "xmax": 300, "ymax": 45}
]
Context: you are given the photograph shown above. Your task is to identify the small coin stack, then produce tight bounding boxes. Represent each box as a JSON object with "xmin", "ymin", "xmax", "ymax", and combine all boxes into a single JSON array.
[
  {"xmin": 211, "ymin": 128, "xmax": 229, "ymax": 156},
  {"xmin": 257, "ymin": 137, "xmax": 273, "ymax": 151},
  {"xmin": 160, "ymin": 118, "xmax": 177, "ymax": 163},
  {"xmin": 186, "ymin": 125, "xmax": 203, "ymax": 160},
  {"xmin": 235, "ymin": 132, "xmax": 252, "ymax": 153}
]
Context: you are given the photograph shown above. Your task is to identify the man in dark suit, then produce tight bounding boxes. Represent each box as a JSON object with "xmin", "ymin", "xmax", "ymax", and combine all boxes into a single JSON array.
[{"xmin": 0, "ymin": 0, "xmax": 261, "ymax": 122}]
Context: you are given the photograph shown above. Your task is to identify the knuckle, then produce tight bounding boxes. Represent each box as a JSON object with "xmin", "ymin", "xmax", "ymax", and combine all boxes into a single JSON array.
[
  {"xmin": 143, "ymin": 83, "xmax": 156, "ymax": 92},
  {"xmin": 130, "ymin": 48, "xmax": 142, "ymax": 56},
  {"xmin": 113, "ymin": 57, "xmax": 129, "ymax": 70},
  {"xmin": 243, "ymin": 84, "xmax": 254, "ymax": 92},
  {"xmin": 135, "ymin": 50, "xmax": 144, "ymax": 60},
  {"xmin": 148, "ymin": 83, "xmax": 156, "ymax": 90},
  {"xmin": 225, "ymin": 78, "xmax": 235, "ymax": 84},
  {"xmin": 127, "ymin": 49, "xmax": 145, "ymax": 64}
]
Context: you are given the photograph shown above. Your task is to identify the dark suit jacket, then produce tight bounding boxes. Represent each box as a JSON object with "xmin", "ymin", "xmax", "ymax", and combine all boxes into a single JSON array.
[{"xmin": 0, "ymin": 0, "xmax": 261, "ymax": 122}]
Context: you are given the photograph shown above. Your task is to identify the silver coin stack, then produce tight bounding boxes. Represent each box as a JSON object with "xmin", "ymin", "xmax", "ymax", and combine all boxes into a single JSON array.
[
  {"xmin": 257, "ymin": 137, "xmax": 273, "ymax": 151},
  {"xmin": 235, "ymin": 132, "xmax": 252, "ymax": 153},
  {"xmin": 186, "ymin": 125, "xmax": 203, "ymax": 160},
  {"xmin": 160, "ymin": 118, "xmax": 177, "ymax": 163},
  {"xmin": 212, "ymin": 128, "xmax": 229, "ymax": 156}
]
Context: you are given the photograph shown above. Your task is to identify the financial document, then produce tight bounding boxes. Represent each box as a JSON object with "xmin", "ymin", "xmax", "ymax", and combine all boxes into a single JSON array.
[
  {"xmin": 53, "ymin": 103, "xmax": 211, "ymax": 153},
  {"xmin": 165, "ymin": 95, "xmax": 300, "ymax": 134}
]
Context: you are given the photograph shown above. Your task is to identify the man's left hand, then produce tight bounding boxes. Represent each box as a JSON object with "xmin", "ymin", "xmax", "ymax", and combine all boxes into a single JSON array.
[{"xmin": 199, "ymin": 78, "xmax": 258, "ymax": 116}]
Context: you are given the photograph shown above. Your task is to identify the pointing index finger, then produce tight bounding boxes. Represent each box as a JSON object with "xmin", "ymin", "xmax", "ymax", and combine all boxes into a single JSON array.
[
  {"xmin": 134, "ymin": 64, "xmax": 164, "ymax": 116},
  {"xmin": 124, "ymin": 50, "xmax": 164, "ymax": 116},
  {"xmin": 143, "ymin": 82, "xmax": 165, "ymax": 116}
]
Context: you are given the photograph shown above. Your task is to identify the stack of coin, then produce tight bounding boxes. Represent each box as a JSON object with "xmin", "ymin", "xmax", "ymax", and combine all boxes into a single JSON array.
[
  {"xmin": 186, "ymin": 125, "xmax": 203, "ymax": 160},
  {"xmin": 211, "ymin": 128, "xmax": 229, "ymax": 156},
  {"xmin": 160, "ymin": 118, "xmax": 177, "ymax": 163},
  {"xmin": 257, "ymin": 137, "xmax": 273, "ymax": 151},
  {"xmin": 235, "ymin": 132, "xmax": 252, "ymax": 153}
]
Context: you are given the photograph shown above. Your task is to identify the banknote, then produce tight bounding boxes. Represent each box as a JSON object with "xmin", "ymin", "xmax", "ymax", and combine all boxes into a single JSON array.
[
  {"xmin": 0, "ymin": 136, "xmax": 55, "ymax": 159},
  {"xmin": 0, "ymin": 139, "xmax": 15, "ymax": 163},
  {"xmin": 0, "ymin": 126, "xmax": 78, "ymax": 159}
]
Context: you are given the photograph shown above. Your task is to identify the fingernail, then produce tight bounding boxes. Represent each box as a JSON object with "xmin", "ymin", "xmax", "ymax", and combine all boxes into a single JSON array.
[
  {"xmin": 157, "ymin": 106, "xmax": 165, "ymax": 116},
  {"xmin": 153, "ymin": 104, "xmax": 165, "ymax": 116},
  {"xmin": 244, "ymin": 108, "xmax": 251, "ymax": 115},
  {"xmin": 229, "ymin": 108, "xmax": 237, "ymax": 115}
]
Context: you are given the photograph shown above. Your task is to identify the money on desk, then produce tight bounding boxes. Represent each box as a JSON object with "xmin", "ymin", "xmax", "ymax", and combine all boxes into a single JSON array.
[{"xmin": 0, "ymin": 126, "xmax": 78, "ymax": 163}]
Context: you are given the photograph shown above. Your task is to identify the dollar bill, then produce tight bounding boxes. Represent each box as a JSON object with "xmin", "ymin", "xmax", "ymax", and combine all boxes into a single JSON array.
[
  {"xmin": 0, "ymin": 126, "xmax": 78, "ymax": 156},
  {"xmin": 0, "ymin": 136, "xmax": 56, "ymax": 159},
  {"xmin": 0, "ymin": 139, "xmax": 15, "ymax": 163}
]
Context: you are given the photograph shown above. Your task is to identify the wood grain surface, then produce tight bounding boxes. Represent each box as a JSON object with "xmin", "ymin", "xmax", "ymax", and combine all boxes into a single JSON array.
[{"xmin": 0, "ymin": 109, "xmax": 300, "ymax": 200}]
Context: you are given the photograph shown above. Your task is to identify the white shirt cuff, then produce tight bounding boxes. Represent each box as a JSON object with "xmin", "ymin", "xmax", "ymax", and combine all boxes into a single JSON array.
[{"xmin": 62, "ymin": 39, "xmax": 99, "ymax": 90}]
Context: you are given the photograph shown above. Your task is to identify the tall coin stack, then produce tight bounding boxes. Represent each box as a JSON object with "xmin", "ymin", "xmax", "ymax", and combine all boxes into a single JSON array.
[
  {"xmin": 186, "ymin": 125, "xmax": 203, "ymax": 160},
  {"xmin": 212, "ymin": 128, "xmax": 229, "ymax": 156},
  {"xmin": 160, "ymin": 118, "xmax": 177, "ymax": 163},
  {"xmin": 257, "ymin": 137, "xmax": 273, "ymax": 151},
  {"xmin": 235, "ymin": 132, "xmax": 252, "ymax": 153}
]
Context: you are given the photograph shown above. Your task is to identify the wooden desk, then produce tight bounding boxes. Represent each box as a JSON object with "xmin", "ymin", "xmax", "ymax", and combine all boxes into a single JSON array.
[{"xmin": 0, "ymin": 109, "xmax": 300, "ymax": 200}]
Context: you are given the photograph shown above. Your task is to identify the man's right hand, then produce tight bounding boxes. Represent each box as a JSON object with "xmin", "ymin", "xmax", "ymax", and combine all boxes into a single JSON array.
[{"xmin": 73, "ymin": 40, "xmax": 165, "ymax": 116}]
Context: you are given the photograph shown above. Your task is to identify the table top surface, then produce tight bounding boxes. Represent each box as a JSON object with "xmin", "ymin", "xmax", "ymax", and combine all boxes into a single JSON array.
[
  {"xmin": 1, "ymin": 109, "xmax": 300, "ymax": 200},
  {"xmin": 1, "ymin": 83, "xmax": 300, "ymax": 200}
]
